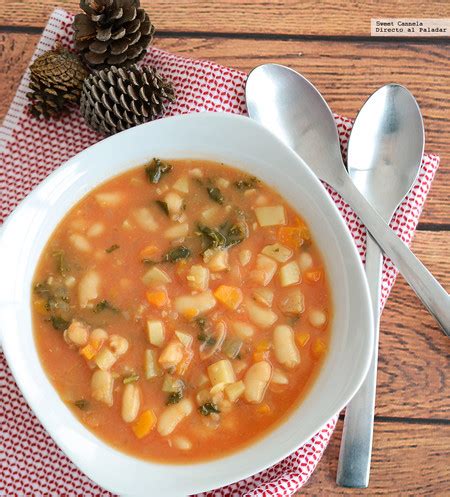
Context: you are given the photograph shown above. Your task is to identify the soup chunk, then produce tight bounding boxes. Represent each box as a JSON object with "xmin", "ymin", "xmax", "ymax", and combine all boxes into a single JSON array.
[{"xmin": 32, "ymin": 159, "xmax": 331, "ymax": 463}]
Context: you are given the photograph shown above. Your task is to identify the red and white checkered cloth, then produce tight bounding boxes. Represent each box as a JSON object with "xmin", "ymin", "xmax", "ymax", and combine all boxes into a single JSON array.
[{"xmin": 0, "ymin": 8, "xmax": 440, "ymax": 497}]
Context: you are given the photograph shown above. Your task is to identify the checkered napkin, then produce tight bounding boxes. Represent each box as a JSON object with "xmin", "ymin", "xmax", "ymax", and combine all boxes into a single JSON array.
[{"xmin": 0, "ymin": 8, "xmax": 440, "ymax": 497}]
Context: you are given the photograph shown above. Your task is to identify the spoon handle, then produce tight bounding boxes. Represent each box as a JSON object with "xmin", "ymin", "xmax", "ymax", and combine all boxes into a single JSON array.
[
  {"xmin": 340, "ymin": 178, "xmax": 450, "ymax": 337},
  {"xmin": 336, "ymin": 233, "xmax": 382, "ymax": 487}
]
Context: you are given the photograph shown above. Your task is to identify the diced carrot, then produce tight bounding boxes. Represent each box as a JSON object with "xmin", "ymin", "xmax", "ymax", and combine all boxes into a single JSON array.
[
  {"xmin": 79, "ymin": 339, "xmax": 101, "ymax": 360},
  {"xmin": 139, "ymin": 245, "xmax": 158, "ymax": 260},
  {"xmin": 33, "ymin": 298, "xmax": 48, "ymax": 315},
  {"xmin": 295, "ymin": 218, "xmax": 311, "ymax": 240},
  {"xmin": 132, "ymin": 409, "xmax": 157, "ymax": 439},
  {"xmin": 214, "ymin": 285, "xmax": 243, "ymax": 310},
  {"xmin": 305, "ymin": 269, "xmax": 322, "ymax": 283},
  {"xmin": 296, "ymin": 332, "xmax": 310, "ymax": 348},
  {"xmin": 183, "ymin": 307, "xmax": 199, "ymax": 320},
  {"xmin": 253, "ymin": 351, "xmax": 268, "ymax": 362},
  {"xmin": 255, "ymin": 339, "xmax": 271, "ymax": 352},
  {"xmin": 146, "ymin": 290, "xmax": 168, "ymax": 307},
  {"xmin": 277, "ymin": 227, "xmax": 303, "ymax": 249},
  {"xmin": 311, "ymin": 338, "xmax": 327, "ymax": 359},
  {"xmin": 256, "ymin": 403, "xmax": 271, "ymax": 414}
]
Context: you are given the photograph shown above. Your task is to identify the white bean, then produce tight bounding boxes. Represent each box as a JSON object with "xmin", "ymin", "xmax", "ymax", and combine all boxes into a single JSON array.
[
  {"xmin": 64, "ymin": 320, "xmax": 89, "ymax": 347},
  {"xmin": 172, "ymin": 435, "xmax": 192, "ymax": 450},
  {"xmin": 245, "ymin": 298, "xmax": 277, "ymax": 328},
  {"xmin": 78, "ymin": 270, "xmax": 100, "ymax": 308},
  {"xmin": 70, "ymin": 233, "xmax": 91, "ymax": 253},
  {"xmin": 244, "ymin": 361, "xmax": 272, "ymax": 404},
  {"xmin": 299, "ymin": 252, "xmax": 313, "ymax": 272},
  {"xmin": 90, "ymin": 328, "xmax": 108, "ymax": 343},
  {"xmin": 95, "ymin": 191, "xmax": 122, "ymax": 207},
  {"xmin": 273, "ymin": 325, "xmax": 300, "ymax": 368},
  {"xmin": 87, "ymin": 222, "xmax": 105, "ymax": 237},
  {"xmin": 108, "ymin": 334, "xmax": 129, "ymax": 356},
  {"xmin": 309, "ymin": 309, "xmax": 327, "ymax": 328},
  {"xmin": 121, "ymin": 383, "xmax": 141, "ymax": 423},
  {"xmin": 271, "ymin": 367, "xmax": 289, "ymax": 385},
  {"xmin": 157, "ymin": 398, "xmax": 193, "ymax": 436},
  {"xmin": 133, "ymin": 207, "xmax": 158, "ymax": 231},
  {"xmin": 91, "ymin": 370, "xmax": 114, "ymax": 406}
]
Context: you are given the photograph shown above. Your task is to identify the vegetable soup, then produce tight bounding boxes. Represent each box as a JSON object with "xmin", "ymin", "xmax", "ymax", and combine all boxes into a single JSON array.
[{"xmin": 32, "ymin": 159, "xmax": 332, "ymax": 463}]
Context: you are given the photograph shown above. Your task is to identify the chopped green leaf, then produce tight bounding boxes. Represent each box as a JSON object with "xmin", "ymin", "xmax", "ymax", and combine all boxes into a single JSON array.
[
  {"xmin": 163, "ymin": 245, "xmax": 191, "ymax": 263},
  {"xmin": 145, "ymin": 158, "xmax": 172, "ymax": 184},
  {"xmin": 199, "ymin": 402, "xmax": 221, "ymax": 416},
  {"xmin": 234, "ymin": 176, "xmax": 259, "ymax": 191},
  {"xmin": 223, "ymin": 220, "xmax": 249, "ymax": 248},
  {"xmin": 195, "ymin": 317, "xmax": 208, "ymax": 332},
  {"xmin": 93, "ymin": 300, "xmax": 120, "ymax": 313},
  {"xmin": 155, "ymin": 200, "xmax": 170, "ymax": 217},
  {"xmin": 74, "ymin": 399, "xmax": 89, "ymax": 410},
  {"xmin": 166, "ymin": 391, "xmax": 183, "ymax": 405},
  {"xmin": 197, "ymin": 332, "xmax": 216, "ymax": 346},
  {"xmin": 198, "ymin": 219, "xmax": 248, "ymax": 252},
  {"xmin": 123, "ymin": 373, "xmax": 140, "ymax": 384},
  {"xmin": 34, "ymin": 282, "xmax": 52, "ymax": 300},
  {"xmin": 198, "ymin": 224, "xmax": 227, "ymax": 250},
  {"xmin": 50, "ymin": 315, "xmax": 70, "ymax": 331},
  {"xmin": 105, "ymin": 244, "xmax": 120, "ymax": 253},
  {"xmin": 53, "ymin": 250, "xmax": 69, "ymax": 276},
  {"xmin": 207, "ymin": 186, "xmax": 224, "ymax": 204}
]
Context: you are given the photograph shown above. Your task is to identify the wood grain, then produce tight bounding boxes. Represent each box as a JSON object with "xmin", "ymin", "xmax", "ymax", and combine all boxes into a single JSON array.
[
  {"xmin": 302, "ymin": 418, "xmax": 450, "ymax": 495},
  {"xmin": 1, "ymin": 33, "xmax": 448, "ymax": 225},
  {"xmin": 1, "ymin": 1, "xmax": 450, "ymax": 37}
]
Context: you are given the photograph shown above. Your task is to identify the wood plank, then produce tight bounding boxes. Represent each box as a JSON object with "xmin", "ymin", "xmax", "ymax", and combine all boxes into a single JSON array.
[
  {"xmin": 1, "ymin": 33, "xmax": 448, "ymax": 225},
  {"xmin": 301, "ymin": 418, "xmax": 450, "ymax": 495},
  {"xmin": 1, "ymin": 1, "xmax": 450, "ymax": 37}
]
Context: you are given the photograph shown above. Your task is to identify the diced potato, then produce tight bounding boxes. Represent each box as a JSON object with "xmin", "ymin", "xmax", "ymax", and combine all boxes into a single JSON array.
[
  {"xmin": 252, "ymin": 287, "xmax": 273, "ymax": 307},
  {"xmin": 91, "ymin": 370, "xmax": 114, "ymax": 406},
  {"xmin": 172, "ymin": 176, "xmax": 189, "ymax": 193},
  {"xmin": 279, "ymin": 289, "xmax": 305, "ymax": 315},
  {"xmin": 189, "ymin": 167, "xmax": 203, "ymax": 178},
  {"xmin": 279, "ymin": 261, "xmax": 301, "ymax": 287},
  {"xmin": 232, "ymin": 321, "xmax": 255, "ymax": 340},
  {"xmin": 142, "ymin": 266, "xmax": 172, "ymax": 286},
  {"xmin": 133, "ymin": 207, "xmax": 158, "ymax": 231},
  {"xmin": 164, "ymin": 192, "xmax": 184, "ymax": 218},
  {"xmin": 214, "ymin": 285, "xmax": 243, "ymax": 310},
  {"xmin": 78, "ymin": 270, "xmax": 100, "ymax": 308},
  {"xmin": 207, "ymin": 359, "xmax": 236, "ymax": 386},
  {"xmin": 186, "ymin": 265, "xmax": 209, "ymax": 291},
  {"xmin": 261, "ymin": 243, "xmax": 293, "ymax": 263},
  {"xmin": 309, "ymin": 309, "xmax": 327, "ymax": 328},
  {"xmin": 255, "ymin": 205, "xmax": 286, "ymax": 227},
  {"xmin": 64, "ymin": 320, "xmax": 89, "ymax": 347},
  {"xmin": 175, "ymin": 330, "xmax": 193, "ymax": 348},
  {"xmin": 174, "ymin": 291, "xmax": 216, "ymax": 318},
  {"xmin": 70, "ymin": 233, "xmax": 91, "ymax": 253},
  {"xmin": 121, "ymin": 383, "xmax": 140, "ymax": 423},
  {"xmin": 210, "ymin": 382, "xmax": 226, "ymax": 395},
  {"xmin": 164, "ymin": 223, "xmax": 189, "ymax": 240},
  {"xmin": 94, "ymin": 346, "xmax": 117, "ymax": 371},
  {"xmin": 95, "ymin": 191, "xmax": 122, "ymax": 207},
  {"xmin": 271, "ymin": 368, "xmax": 289, "ymax": 385},
  {"xmin": 157, "ymin": 398, "xmax": 193, "ymax": 436},
  {"xmin": 245, "ymin": 298, "xmax": 278, "ymax": 328},
  {"xmin": 158, "ymin": 340, "xmax": 184, "ymax": 370},
  {"xmin": 225, "ymin": 380, "xmax": 245, "ymax": 402},
  {"xmin": 147, "ymin": 320, "xmax": 165, "ymax": 347},
  {"xmin": 162, "ymin": 375, "xmax": 184, "ymax": 393},
  {"xmin": 273, "ymin": 325, "xmax": 300, "ymax": 368},
  {"xmin": 249, "ymin": 254, "xmax": 277, "ymax": 286},
  {"xmin": 144, "ymin": 349, "xmax": 162, "ymax": 379},
  {"xmin": 299, "ymin": 252, "xmax": 313, "ymax": 272},
  {"xmin": 238, "ymin": 249, "xmax": 252, "ymax": 266},
  {"xmin": 200, "ymin": 205, "xmax": 220, "ymax": 224},
  {"xmin": 204, "ymin": 249, "xmax": 229, "ymax": 272},
  {"xmin": 244, "ymin": 361, "xmax": 272, "ymax": 404},
  {"xmin": 87, "ymin": 222, "xmax": 105, "ymax": 237}
]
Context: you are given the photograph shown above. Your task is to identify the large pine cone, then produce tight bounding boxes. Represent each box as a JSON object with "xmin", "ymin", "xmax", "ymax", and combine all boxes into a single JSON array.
[
  {"xmin": 80, "ymin": 65, "xmax": 175, "ymax": 135},
  {"xmin": 74, "ymin": 0, "xmax": 155, "ymax": 69},
  {"xmin": 27, "ymin": 45, "xmax": 89, "ymax": 119}
]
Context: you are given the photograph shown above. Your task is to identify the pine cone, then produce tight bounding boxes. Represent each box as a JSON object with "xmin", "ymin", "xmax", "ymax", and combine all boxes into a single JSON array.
[
  {"xmin": 80, "ymin": 65, "xmax": 175, "ymax": 135},
  {"xmin": 73, "ymin": 0, "xmax": 155, "ymax": 69},
  {"xmin": 27, "ymin": 44, "xmax": 89, "ymax": 119}
]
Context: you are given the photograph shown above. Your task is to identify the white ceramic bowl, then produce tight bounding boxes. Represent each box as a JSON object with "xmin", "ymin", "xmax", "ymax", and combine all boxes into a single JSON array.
[{"xmin": 0, "ymin": 112, "xmax": 373, "ymax": 496}]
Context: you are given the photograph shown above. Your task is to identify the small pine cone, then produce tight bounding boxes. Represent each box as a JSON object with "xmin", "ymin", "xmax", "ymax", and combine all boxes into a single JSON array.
[
  {"xmin": 27, "ymin": 44, "xmax": 89, "ymax": 119},
  {"xmin": 80, "ymin": 65, "xmax": 175, "ymax": 135},
  {"xmin": 73, "ymin": 0, "xmax": 155, "ymax": 69}
]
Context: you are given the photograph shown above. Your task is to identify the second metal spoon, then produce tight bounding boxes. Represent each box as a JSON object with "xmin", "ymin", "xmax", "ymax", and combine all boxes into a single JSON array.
[
  {"xmin": 336, "ymin": 84, "xmax": 423, "ymax": 487},
  {"xmin": 245, "ymin": 64, "xmax": 450, "ymax": 336}
]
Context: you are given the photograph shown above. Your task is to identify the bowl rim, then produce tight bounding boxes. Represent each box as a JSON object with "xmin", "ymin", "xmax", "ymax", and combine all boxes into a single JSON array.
[{"xmin": 0, "ymin": 111, "xmax": 373, "ymax": 496}]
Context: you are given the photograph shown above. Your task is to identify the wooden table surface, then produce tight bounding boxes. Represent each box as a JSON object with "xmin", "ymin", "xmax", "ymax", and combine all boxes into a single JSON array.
[{"xmin": 1, "ymin": 1, "xmax": 449, "ymax": 495}]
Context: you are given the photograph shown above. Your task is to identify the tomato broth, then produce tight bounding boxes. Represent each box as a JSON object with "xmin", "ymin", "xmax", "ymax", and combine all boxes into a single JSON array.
[{"xmin": 32, "ymin": 159, "xmax": 332, "ymax": 463}]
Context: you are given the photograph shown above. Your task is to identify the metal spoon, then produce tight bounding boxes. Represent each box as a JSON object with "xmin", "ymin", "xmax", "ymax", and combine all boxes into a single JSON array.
[
  {"xmin": 245, "ymin": 64, "xmax": 450, "ymax": 336},
  {"xmin": 336, "ymin": 85, "xmax": 423, "ymax": 487}
]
